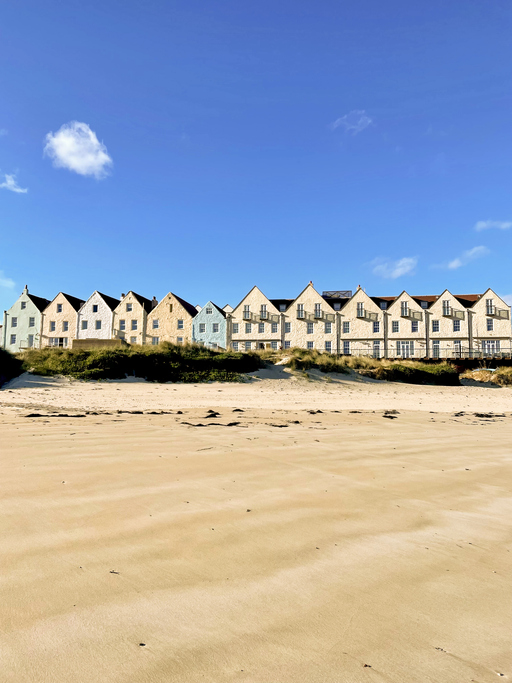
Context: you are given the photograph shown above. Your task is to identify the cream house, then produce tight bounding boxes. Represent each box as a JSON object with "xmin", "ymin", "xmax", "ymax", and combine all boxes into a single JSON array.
[
  {"xmin": 76, "ymin": 292, "xmax": 120, "ymax": 341},
  {"xmin": 41, "ymin": 293, "xmax": 85, "ymax": 348},
  {"xmin": 113, "ymin": 292, "xmax": 155, "ymax": 345},
  {"xmin": 146, "ymin": 292, "xmax": 197, "ymax": 345},
  {"xmin": 386, "ymin": 291, "xmax": 429, "ymax": 359},
  {"xmin": 468, "ymin": 289, "xmax": 511, "ymax": 356},
  {"xmin": 425, "ymin": 290, "xmax": 472, "ymax": 358},
  {"xmin": 229, "ymin": 286, "xmax": 290, "ymax": 351},
  {"xmin": 338, "ymin": 286, "xmax": 386, "ymax": 358},
  {"xmin": 286, "ymin": 283, "xmax": 338, "ymax": 353}
]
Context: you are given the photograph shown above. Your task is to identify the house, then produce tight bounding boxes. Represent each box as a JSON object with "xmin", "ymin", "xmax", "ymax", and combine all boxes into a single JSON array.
[
  {"xmin": 286, "ymin": 282, "xmax": 339, "ymax": 353},
  {"xmin": 385, "ymin": 291, "xmax": 430, "ymax": 359},
  {"xmin": 229, "ymin": 286, "xmax": 289, "ymax": 351},
  {"xmin": 41, "ymin": 293, "xmax": 85, "ymax": 348},
  {"xmin": 467, "ymin": 289, "xmax": 511, "ymax": 357},
  {"xmin": 2, "ymin": 285, "xmax": 51, "ymax": 352},
  {"xmin": 425, "ymin": 290, "xmax": 474, "ymax": 358},
  {"xmin": 338, "ymin": 286, "xmax": 386, "ymax": 357},
  {"xmin": 76, "ymin": 292, "xmax": 120, "ymax": 341},
  {"xmin": 146, "ymin": 292, "xmax": 197, "ymax": 345},
  {"xmin": 112, "ymin": 292, "xmax": 154, "ymax": 345},
  {"xmin": 192, "ymin": 301, "xmax": 227, "ymax": 349}
]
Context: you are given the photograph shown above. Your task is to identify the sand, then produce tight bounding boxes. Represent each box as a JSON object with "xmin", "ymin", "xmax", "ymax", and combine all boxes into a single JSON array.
[{"xmin": 1, "ymin": 370, "xmax": 511, "ymax": 682}]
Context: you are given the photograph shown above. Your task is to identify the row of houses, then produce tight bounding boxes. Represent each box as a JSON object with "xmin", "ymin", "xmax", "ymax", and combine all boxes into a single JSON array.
[{"xmin": 2, "ymin": 283, "xmax": 511, "ymax": 359}]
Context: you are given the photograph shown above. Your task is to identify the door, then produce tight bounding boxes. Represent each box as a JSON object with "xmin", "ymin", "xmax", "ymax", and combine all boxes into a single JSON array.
[
  {"xmin": 398, "ymin": 341, "xmax": 412, "ymax": 358},
  {"xmin": 482, "ymin": 340, "xmax": 500, "ymax": 356}
]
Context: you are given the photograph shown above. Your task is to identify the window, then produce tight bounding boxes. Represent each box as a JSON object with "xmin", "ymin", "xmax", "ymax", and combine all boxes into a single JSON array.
[
  {"xmin": 126, "ymin": 303, "xmax": 133, "ymax": 312},
  {"xmin": 334, "ymin": 303, "xmax": 341, "ymax": 310},
  {"xmin": 95, "ymin": 320, "xmax": 102, "ymax": 330},
  {"xmin": 92, "ymin": 304, "xmax": 98, "ymax": 313},
  {"xmin": 314, "ymin": 303, "xmax": 322, "ymax": 317},
  {"xmin": 10, "ymin": 334, "xmax": 16, "ymax": 345},
  {"xmin": 486, "ymin": 318, "xmax": 494, "ymax": 331},
  {"xmin": 380, "ymin": 301, "xmax": 387, "ymax": 310},
  {"xmin": 306, "ymin": 322, "xmax": 314, "ymax": 334},
  {"xmin": 343, "ymin": 340, "xmax": 350, "ymax": 355},
  {"xmin": 169, "ymin": 303, "xmax": 173, "ymax": 312},
  {"xmin": 232, "ymin": 342, "xmax": 239, "ymax": 351},
  {"xmin": 260, "ymin": 305, "xmax": 267, "ymax": 319},
  {"xmin": 232, "ymin": 323, "xmax": 239, "ymax": 334},
  {"xmin": 485, "ymin": 299, "xmax": 494, "ymax": 316},
  {"xmin": 20, "ymin": 301, "xmax": 26, "ymax": 310},
  {"xmin": 152, "ymin": 337, "xmax": 159, "ymax": 345},
  {"xmin": 454, "ymin": 340, "xmax": 462, "ymax": 357},
  {"xmin": 432, "ymin": 341, "xmax": 440, "ymax": 358},
  {"xmin": 206, "ymin": 307, "xmax": 212, "ymax": 315},
  {"xmin": 245, "ymin": 341, "xmax": 251, "ymax": 350},
  {"xmin": 453, "ymin": 320, "xmax": 461, "ymax": 332},
  {"xmin": 152, "ymin": 319, "xmax": 159, "ymax": 329},
  {"xmin": 199, "ymin": 323, "xmax": 206, "ymax": 333},
  {"xmin": 432, "ymin": 320, "xmax": 440, "ymax": 332},
  {"xmin": 401, "ymin": 302, "xmax": 408, "ymax": 317},
  {"xmin": 373, "ymin": 321, "xmax": 380, "ymax": 333},
  {"xmin": 50, "ymin": 321, "xmax": 56, "ymax": 332},
  {"xmin": 245, "ymin": 323, "xmax": 252, "ymax": 334},
  {"xmin": 213, "ymin": 323, "xmax": 219, "ymax": 333},
  {"xmin": 442, "ymin": 300, "xmax": 450, "ymax": 316},
  {"xmin": 373, "ymin": 340, "xmax": 381, "ymax": 359},
  {"xmin": 256, "ymin": 322, "xmax": 263, "ymax": 333},
  {"xmin": 81, "ymin": 320, "xmax": 88, "ymax": 330},
  {"xmin": 392, "ymin": 321, "xmax": 399, "ymax": 333},
  {"xmin": 63, "ymin": 321, "xmax": 69, "ymax": 332},
  {"xmin": 271, "ymin": 341, "xmax": 278, "ymax": 350},
  {"xmin": 11, "ymin": 317, "xmax": 17, "ymax": 328},
  {"xmin": 130, "ymin": 336, "xmax": 137, "ymax": 344},
  {"xmin": 271, "ymin": 322, "xmax": 278, "ymax": 334},
  {"xmin": 325, "ymin": 341, "xmax": 332, "ymax": 352},
  {"xmin": 28, "ymin": 335, "xmax": 34, "ymax": 347},
  {"xmin": 325, "ymin": 322, "xmax": 332, "ymax": 334},
  {"xmin": 297, "ymin": 303, "xmax": 304, "ymax": 318},
  {"xmin": 411, "ymin": 321, "xmax": 418, "ymax": 333},
  {"xmin": 131, "ymin": 320, "xmax": 137, "ymax": 331},
  {"xmin": 420, "ymin": 301, "xmax": 428, "ymax": 309},
  {"xmin": 284, "ymin": 341, "xmax": 291, "ymax": 349},
  {"xmin": 119, "ymin": 320, "xmax": 126, "ymax": 331},
  {"xmin": 284, "ymin": 322, "xmax": 291, "ymax": 334},
  {"xmin": 307, "ymin": 341, "xmax": 314, "ymax": 349},
  {"xmin": 343, "ymin": 321, "xmax": 350, "ymax": 334},
  {"xmin": 357, "ymin": 302, "xmax": 364, "ymax": 317},
  {"xmin": 177, "ymin": 337, "xmax": 183, "ymax": 344},
  {"xmin": 280, "ymin": 304, "xmax": 286, "ymax": 312},
  {"xmin": 57, "ymin": 303, "xmax": 63, "ymax": 313},
  {"xmin": 177, "ymin": 319, "xmax": 184, "ymax": 329},
  {"xmin": 243, "ymin": 305, "xmax": 250, "ymax": 318},
  {"xmin": 29, "ymin": 317, "xmax": 35, "ymax": 327}
]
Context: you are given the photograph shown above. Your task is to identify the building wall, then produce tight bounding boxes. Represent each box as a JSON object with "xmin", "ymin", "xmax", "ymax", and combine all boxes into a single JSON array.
[
  {"xmin": 146, "ymin": 293, "xmax": 195, "ymax": 344},
  {"xmin": 286, "ymin": 283, "xmax": 337, "ymax": 352},
  {"xmin": 230, "ymin": 287, "xmax": 282, "ymax": 350},
  {"xmin": 192, "ymin": 302, "xmax": 227, "ymax": 349},
  {"xmin": 41, "ymin": 293, "xmax": 81, "ymax": 348},
  {"xmin": 2, "ymin": 288, "xmax": 43, "ymax": 352},
  {"xmin": 77, "ymin": 293, "xmax": 115, "ymax": 340},
  {"xmin": 427, "ymin": 291, "xmax": 470, "ymax": 356},
  {"xmin": 386, "ymin": 292, "xmax": 428, "ymax": 358},
  {"xmin": 339, "ymin": 288, "xmax": 384, "ymax": 356},
  {"xmin": 471, "ymin": 289, "xmax": 512, "ymax": 352},
  {"xmin": 112, "ymin": 293, "xmax": 148, "ymax": 345}
]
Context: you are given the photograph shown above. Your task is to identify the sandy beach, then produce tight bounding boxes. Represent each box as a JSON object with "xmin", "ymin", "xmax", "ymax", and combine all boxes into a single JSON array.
[{"xmin": 1, "ymin": 370, "xmax": 511, "ymax": 682}]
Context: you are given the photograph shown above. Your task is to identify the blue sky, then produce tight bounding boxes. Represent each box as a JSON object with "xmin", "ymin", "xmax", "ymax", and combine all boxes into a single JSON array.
[{"xmin": 1, "ymin": 0, "xmax": 511, "ymax": 313}]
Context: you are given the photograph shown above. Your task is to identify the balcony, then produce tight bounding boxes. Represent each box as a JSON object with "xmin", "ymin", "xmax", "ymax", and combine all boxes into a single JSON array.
[
  {"xmin": 356, "ymin": 309, "xmax": 378, "ymax": 322},
  {"xmin": 400, "ymin": 308, "xmax": 423, "ymax": 321},
  {"xmin": 487, "ymin": 306, "xmax": 510, "ymax": 320},
  {"xmin": 442, "ymin": 307, "xmax": 465, "ymax": 320},
  {"xmin": 314, "ymin": 309, "xmax": 324, "ymax": 319},
  {"xmin": 242, "ymin": 311, "xmax": 252, "ymax": 320},
  {"xmin": 296, "ymin": 309, "xmax": 306, "ymax": 319},
  {"xmin": 259, "ymin": 310, "xmax": 269, "ymax": 320}
]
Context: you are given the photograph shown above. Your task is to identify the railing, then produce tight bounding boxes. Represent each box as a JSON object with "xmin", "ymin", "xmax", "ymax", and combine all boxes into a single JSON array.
[
  {"xmin": 356, "ymin": 309, "xmax": 379, "ymax": 322},
  {"xmin": 487, "ymin": 307, "xmax": 510, "ymax": 320},
  {"xmin": 314, "ymin": 309, "xmax": 323, "ymax": 319},
  {"xmin": 296, "ymin": 309, "xmax": 305, "ymax": 319},
  {"xmin": 242, "ymin": 311, "xmax": 252, "ymax": 320},
  {"xmin": 259, "ymin": 310, "xmax": 268, "ymax": 320},
  {"xmin": 442, "ymin": 307, "xmax": 464, "ymax": 320},
  {"xmin": 400, "ymin": 308, "xmax": 423, "ymax": 320}
]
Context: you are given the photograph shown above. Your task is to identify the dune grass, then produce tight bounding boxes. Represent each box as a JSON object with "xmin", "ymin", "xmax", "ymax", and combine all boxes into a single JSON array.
[
  {"xmin": 0, "ymin": 348, "xmax": 24, "ymax": 387},
  {"xmin": 461, "ymin": 366, "xmax": 512, "ymax": 386},
  {"xmin": 18, "ymin": 343, "xmax": 263, "ymax": 382}
]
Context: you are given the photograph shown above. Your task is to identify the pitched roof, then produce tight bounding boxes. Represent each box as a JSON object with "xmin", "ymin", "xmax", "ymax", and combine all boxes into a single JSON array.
[
  {"xmin": 322, "ymin": 296, "xmax": 349, "ymax": 310},
  {"xmin": 453, "ymin": 294, "xmax": 481, "ymax": 307},
  {"xmin": 62, "ymin": 293, "xmax": 86, "ymax": 311},
  {"xmin": 270, "ymin": 298, "xmax": 294, "ymax": 311},
  {"xmin": 97, "ymin": 292, "xmax": 121, "ymax": 311},
  {"xmin": 27, "ymin": 293, "xmax": 51, "ymax": 312},
  {"xmin": 210, "ymin": 302, "xmax": 227, "ymax": 318},
  {"xmin": 129, "ymin": 292, "xmax": 153, "ymax": 314},
  {"xmin": 172, "ymin": 293, "xmax": 198, "ymax": 318}
]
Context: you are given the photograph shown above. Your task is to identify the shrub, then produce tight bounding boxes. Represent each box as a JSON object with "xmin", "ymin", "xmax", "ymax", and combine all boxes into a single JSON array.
[{"xmin": 0, "ymin": 348, "xmax": 24, "ymax": 387}]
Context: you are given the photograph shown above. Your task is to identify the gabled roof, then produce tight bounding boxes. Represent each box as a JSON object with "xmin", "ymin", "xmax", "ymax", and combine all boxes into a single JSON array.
[
  {"xmin": 172, "ymin": 293, "xmax": 198, "ymax": 318},
  {"xmin": 197, "ymin": 301, "xmax": 226, "ymax": 318},
  {"xmin": 322, "ymin": 296, "xmax": 349, "ymax": 310},
  {"xmin": 370, "ymin": 296, "xmax": 396, "ymax": 308},
  {"xmin": 96, "ymin": 292, "xmax": 121, "ymax": 311},
  {"xmin": 61, "ymin": 293, "xmax": 86, "ymax": 311},
  {"xmin": 27, "ymin": 293, "xmax": 51, "ymax": 312},
  {"xmin": 128, "ymin": 291, "xmax": 153, "ymax": 314},
  {"xmin": 453, "ymin": 294, "xmax": 481, "ymax": 308},
  {"xmin": 270, "ymin": 298, "xmax": 294, "ymax": 311}
]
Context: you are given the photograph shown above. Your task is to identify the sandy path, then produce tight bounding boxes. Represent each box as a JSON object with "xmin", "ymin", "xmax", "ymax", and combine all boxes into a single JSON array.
[{"xmin": 1, "ymin": 403, "xmax": 511, "ymax": 682}]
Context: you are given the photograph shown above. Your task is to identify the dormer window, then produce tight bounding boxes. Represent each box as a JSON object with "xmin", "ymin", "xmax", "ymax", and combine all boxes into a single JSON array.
[
  {"xmin": 334, "ymin": 303, "xmax": 341, "ymax": 310},
  {"xmin": 420, "ymin": 301, "xmax": 428, "ymax": 309},
  {"xmin": 380, "ymin": 302, "xmax": 387, "ymax": 310},
  {"xmin": 280, "ymin": 304, "xmax": 286, "ymax": 312}
]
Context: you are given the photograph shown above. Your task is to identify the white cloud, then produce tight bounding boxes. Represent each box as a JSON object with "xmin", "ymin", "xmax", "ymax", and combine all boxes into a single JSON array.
[
  {"xmin": 447, "ymin": 245, "xmax": 489, "ymax": 270},
  {"xmin": 502, "ymin": 294, "xmax": 512, "ymax": 306},
  {"xmin": 0, "ymin": 270, "xmax": 15, "ymax": 289},
  {"xmin": 0, "ymin": 173, "xmax": 28, "ymax": 194},
  {"xmin": 44, "ymin": 121, "xmax": 113, "ymax": 179},
  {"xmin": 474, "ymin": 220, "xmax": 512, "ymax": 232},
  {"xmin": 331, "ymin": 110, "xmax": 373, "ymax": 135},
  {"xmin": 372, "ymin": 256, "xmax": 417, "ymax": 279}
]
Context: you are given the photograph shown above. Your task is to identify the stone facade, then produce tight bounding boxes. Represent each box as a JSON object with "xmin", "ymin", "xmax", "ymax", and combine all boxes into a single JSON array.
[
  {"xmin": 112, "ymin": 292, "xmax": 154, "ymax": 345},
  {"xmin": 192, "ymin": 301, "xmax": 227, "ymax": 349},
  {"xmin": 76, "ymin": 292, "xmax": 120, "ymax": 341},
  {"xmin": 469, "ymin": 289, "xmax": 511, "ymax": 356},
  {"xmin": 230, "ymin": 286, "xmax": 284, "ymax": 351},
  {"xmin": 386, "ymin": 291, "xmax": 428, "ymax": 359},
  {"xmin": 41, "ymin": 293, "xmax": 85, "ymax": 348},
  {"xmin": 286, "ymin": 283, "xmax": 338, "ymax": 353},
  {"xmin": 339, "ymin": 287, "xmax": 385, "ymax": 357},
  {"xmin": 146, "ymin": 292, "xmax": 197, "ymax": 345},
  {"xmin": 2, "ymin": 286, "xmax": 50, "ymax": 352}
]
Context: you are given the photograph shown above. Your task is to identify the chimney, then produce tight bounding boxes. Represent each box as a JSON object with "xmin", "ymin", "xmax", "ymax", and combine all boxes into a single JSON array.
[
  {"xmin": 151, "ymin": 296, "xmax": 158, "ymax": 309},
  {"xmin": 121, "ymin": 293, "xmax": 126, "ymax": 299}
]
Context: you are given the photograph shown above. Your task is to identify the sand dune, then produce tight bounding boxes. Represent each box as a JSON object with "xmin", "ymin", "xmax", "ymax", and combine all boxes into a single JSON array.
[{"xmin": 1, "ymin": 373, "xmax": 511, "ymax": 682}]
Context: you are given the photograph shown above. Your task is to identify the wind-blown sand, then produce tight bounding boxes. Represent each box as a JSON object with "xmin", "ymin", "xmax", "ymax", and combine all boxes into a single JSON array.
[{"xmin": 1, "ymin": 370, "xmax": 511, "ymax": 682}]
